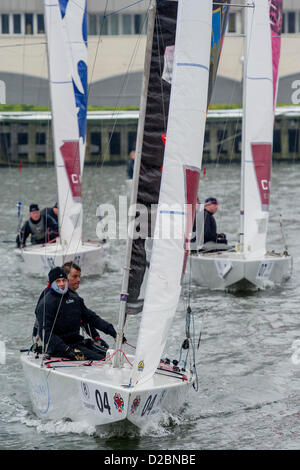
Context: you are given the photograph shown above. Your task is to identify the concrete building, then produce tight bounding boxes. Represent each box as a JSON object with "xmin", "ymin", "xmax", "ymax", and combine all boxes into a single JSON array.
[
  {"xmin": 0, "ymin": 0, "xmax": 299, "ymax": 106},
  {"xmin": 0, "ymin": 1, "xmax": 299, "ymax": 165}
]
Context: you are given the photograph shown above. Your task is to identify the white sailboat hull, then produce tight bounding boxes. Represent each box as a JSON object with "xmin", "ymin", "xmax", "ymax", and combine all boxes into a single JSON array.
[
  {"xmin": 190, "ymin": 251, "xmax": 292, "ymax": 291},
  {"xmin": 14, "ymin": 241, "xmax": 108, "ymax": 277},
  {"xmin": 21, "ymin": 351, "xmax": 193, "ymax": 428}
]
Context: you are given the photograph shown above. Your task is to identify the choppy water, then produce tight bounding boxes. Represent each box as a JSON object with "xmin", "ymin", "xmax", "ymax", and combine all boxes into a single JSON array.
[{"xmin": 0, "ymin": 163, "xmax": 299, "ymax": 450}]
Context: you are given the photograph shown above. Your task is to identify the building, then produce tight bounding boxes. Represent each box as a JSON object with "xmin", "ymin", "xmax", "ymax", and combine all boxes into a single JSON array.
[
  {"xmin": 0, "ymin": 1, "xmax": 299, "ymax": 165},
  {"xmin": 0, "ymin": 0, "xmax": 299, "ymax": 106}
]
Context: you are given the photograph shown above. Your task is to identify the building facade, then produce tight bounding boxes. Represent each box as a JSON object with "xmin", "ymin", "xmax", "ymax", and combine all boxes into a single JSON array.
[
  {"xmin": 0, "ymin": 0, "xmax": 299, "ymax": 106},
  {"xmin": 0, "ymin": 1, "xmax": 299, "ymax": 165}
]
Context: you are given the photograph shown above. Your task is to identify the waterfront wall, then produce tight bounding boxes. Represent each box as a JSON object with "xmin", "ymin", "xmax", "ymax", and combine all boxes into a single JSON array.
[{"xmin": 0, "ymin": 109, "xmax": 299, "ymax": 166}]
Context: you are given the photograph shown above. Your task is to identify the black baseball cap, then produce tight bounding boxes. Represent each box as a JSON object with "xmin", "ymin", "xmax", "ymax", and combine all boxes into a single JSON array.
[
  {"xmin": 29, "ymin": 204, "xmax": 39, "ymax": 212},
  {"xmin": 205, "ymin": 197, "xmax": 218, "ymax": 205}
]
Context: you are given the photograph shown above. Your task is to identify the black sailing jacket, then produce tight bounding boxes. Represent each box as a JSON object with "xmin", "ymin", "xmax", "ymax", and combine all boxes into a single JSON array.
[{"xmin": 36, "ymin": 288, "xmax": 116, "ymax": 355}]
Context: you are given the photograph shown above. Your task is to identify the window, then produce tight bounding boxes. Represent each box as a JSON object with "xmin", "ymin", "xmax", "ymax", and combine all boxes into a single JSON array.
[
  {"xmin": 273, "ymin": 129, "xmax": 281, "ymax": 153},
  {"xmin": 234, "ymin": 133, "xmax": 242, "ymax": 154},
  {"xmin": 25, "ymin": 13, "xmax": 33, "ymax": 34},
  {"xmin": 109, "ymin": 132, "xmax": 120, "ymax": 155},
  {"xmin": 36, "ymin": 132, "xmax": 46, "ymax": 145},
  {"xmin": 89, "ymin": 14, "xmax": 98, "ymax": 35},
  {"xmin": 1, "ymin": 14, "xmax": 9, "ymax": 34},
  {"xmin": 287, "ymin": 12, "xmax": 296, "ymax": 33},
  {"xmin": 203, "ymin": 130, "xmax": 210, "ymax": 154},
  {"xmin": 228, "ymin": 12, "xmax": 236, "ymax": 33},
  {"xmin": 122, "ymin": 15, "xmax": 132, "ymax": 34},
  {"xmin": 99, "ymin": 15, "xmax": 108, "ymax": 35},
  {"xmin": 37, "ymin": 14, "xmax": 45, "ymax": 34},
  {"xmin": 0, "ymin": 134, "xmax": 11, "ymax": 156},
  {"xmin": 18, "ymin": 133, "xmax": 28, "ymax": 145},
  {"xmin": 217, "ymin": 129, "xmax": 228, "ymax": 155},
  {"xmin": 127, "ymin": 131, "xmax": 136, "ymax": 153},
  {"xmin": 288, "ymin": 129, "xmax": 299, "ymax": 153},
  {"xmin": 13, "ymin": 14, "xmax": 21, "ymax": 34},
  {"xmin": 282, "ymin": 12, "xmax": 285, "ymax": 33},
  {"xmin": 134, "ymin": 15, "xmax": 142, "ymax": 34},
  {"xmin": 90, "ymin": 132, "xmax": 102, "ymax": 155},
  {"xmin": 110, "ymin": 15, "xmax": 119, "ymax": 35}
]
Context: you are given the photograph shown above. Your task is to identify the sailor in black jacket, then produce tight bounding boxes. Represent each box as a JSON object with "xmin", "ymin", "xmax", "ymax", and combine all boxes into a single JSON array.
[
  {"xmin": 36, "ymin": 267, "xmax": 117, "ymax": 360},
  {"xmin": 203, "ymin": 197, "xmax": 227, "ymax": 244}
]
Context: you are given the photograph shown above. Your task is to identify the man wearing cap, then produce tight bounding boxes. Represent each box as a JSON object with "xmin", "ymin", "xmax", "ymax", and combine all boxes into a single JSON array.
[
  {"xmin": 16, "ymin": 203, "xmax": 57, "ymax": 248},
  {"xmin": 35, "ymin": 266, "xmax": 118, "ymax": 361},
  {"xmin": 204, "ymin": 197, "xmax": 227, "ymax": 245}
]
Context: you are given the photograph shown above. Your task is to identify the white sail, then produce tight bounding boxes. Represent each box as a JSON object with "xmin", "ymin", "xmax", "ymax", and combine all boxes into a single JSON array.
[
  {"xmin": 130, "ymin": 0, "xmax": 212, "ymax": 386},
  {"xmin": 44, "ymin": 0, "xmax": 87, "ymax": 248},
  {"xmin": 241, "ymin": 0, "xmax": 274, "ymax": 257}
]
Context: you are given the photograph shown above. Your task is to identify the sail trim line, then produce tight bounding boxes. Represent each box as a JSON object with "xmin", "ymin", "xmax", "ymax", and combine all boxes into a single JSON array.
[{"xmin": 177, "ymin": 62, "xmax": 209, "ymax": 71}]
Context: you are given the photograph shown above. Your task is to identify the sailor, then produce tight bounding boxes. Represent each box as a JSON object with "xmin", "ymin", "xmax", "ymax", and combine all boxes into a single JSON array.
[
  {"xmin": 16, "ymin": 204, "xmax": 47, "ymax": 248},
  {"xmin": 36, "ymin": 266, "xmax": 118, "ymax": 361},
  {"xmin": 41, "ymin": 202, "xmax": 59, "ymax": 241},
  {"xmin": 203, "ymin": 197, "xmax": 227, "ymax": 245},
  {"xmin": 32, "ymin": 262, "xmax": 104, "ymax": 348}
]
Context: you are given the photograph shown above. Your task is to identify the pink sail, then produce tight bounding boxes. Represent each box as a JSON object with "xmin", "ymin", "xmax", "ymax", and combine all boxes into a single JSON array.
[{"xmin": 269, "ymin": 0, "xmax": 283, "ymax": 107}]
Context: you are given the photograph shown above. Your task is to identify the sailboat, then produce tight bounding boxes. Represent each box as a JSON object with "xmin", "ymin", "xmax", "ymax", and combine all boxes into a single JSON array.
[
  {"xmin": 190, "ymin": 0, "xmax": 292, "ymax": 291},
  {"xmin": 14, "ymin": 0, "xmax": 107, "ymax": 276},
  {"xmin": 21, "ymin": 0, "xmax": 212, "ymax": 428}
]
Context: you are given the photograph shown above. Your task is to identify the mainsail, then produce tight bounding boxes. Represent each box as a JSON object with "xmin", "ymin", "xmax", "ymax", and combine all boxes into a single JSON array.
[
  {"xmin": 240, "ymin": 0, "xmax": 282, "ymax": 257},
  {"xmin": 127, "ymin": 0, "xmax": 230, "ymax": 303},
  {"xmin": 130, "ymin": 0, "xmax": 212, "ymax": 386},
  {"xmin": 44, "ymin": 0, "xmax": 87, "ymax": 248}
]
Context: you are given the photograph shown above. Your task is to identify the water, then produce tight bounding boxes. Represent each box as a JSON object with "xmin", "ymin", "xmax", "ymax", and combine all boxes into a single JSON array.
[{"xmin": 0, "ymin": 163, "xmax": 299, "ymax": 450}]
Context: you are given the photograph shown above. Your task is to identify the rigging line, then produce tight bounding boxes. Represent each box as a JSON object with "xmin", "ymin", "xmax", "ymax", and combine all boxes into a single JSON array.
[
  {"xmin": 83, "ymin": 3, "xmax": 151, "ymax": 214},
  {"xmin": 104, "ymin": 0, "xmax": 146, "ymax": 17},
  {"xmin": 48, "ymin": 4, "xmax": 151, "ymax": 263}
]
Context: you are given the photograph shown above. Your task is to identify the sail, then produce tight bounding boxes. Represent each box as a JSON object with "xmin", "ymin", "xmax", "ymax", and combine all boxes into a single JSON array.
[
  {"xmin": 130, "ymin": 0, "xmax": 212, "ymax": 386},
  {"xmin": 241, "ymin": 0, "xmax": 277, "ymax": 257},
  {"xmin": 44, "ymin": 0, "xmax": 87, "ymax": 248},
  {"xmin": 127, "ymin": 0, "xmax": 230, "ymax": 303}
]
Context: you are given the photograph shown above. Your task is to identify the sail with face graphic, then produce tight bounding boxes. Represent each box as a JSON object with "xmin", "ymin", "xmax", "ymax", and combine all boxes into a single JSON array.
[{"xmin": 44, "ymin": 0, "xmax": 87, "ymax": 248}]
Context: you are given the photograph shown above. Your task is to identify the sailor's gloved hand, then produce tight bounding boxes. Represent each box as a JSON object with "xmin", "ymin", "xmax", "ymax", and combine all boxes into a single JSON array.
[
  {"xmin": 94, "ymin": 336, "xmax": 109, "ymax": 350},
  {"xmin": 65, "ymin": 346, "xmax": 85, "ymax": 361},
  {"xmin": 114, "ymin": 334, "xmax": 127, "ymax": 344}
]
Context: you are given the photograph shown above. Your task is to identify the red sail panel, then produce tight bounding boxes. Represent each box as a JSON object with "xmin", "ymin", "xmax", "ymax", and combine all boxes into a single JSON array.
[
  {"xmin": 251, "ymin": 143, "xmax": 272, "ymax": 211},
  {"xmin": 182, "ymin": 167, "xmax": 200, "ymax": 278},
  {"xmin": 60, "ymin": 141, "xmax": 81, "ymax": 202}
]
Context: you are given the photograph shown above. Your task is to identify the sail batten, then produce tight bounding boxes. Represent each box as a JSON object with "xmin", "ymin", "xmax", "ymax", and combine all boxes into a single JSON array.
[{"xmin": 130, "ymin": 0, "xmax": 212, "ymax": 387}]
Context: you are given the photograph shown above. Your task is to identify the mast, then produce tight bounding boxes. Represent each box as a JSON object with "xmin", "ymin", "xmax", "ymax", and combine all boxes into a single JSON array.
[
  {"xmin": 114, "ymin": 1, "xmax": 156, "ymax": 367},
  {"xmin": 239, "ymin": 1, "xmax": 250, "ymax": 254}
]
